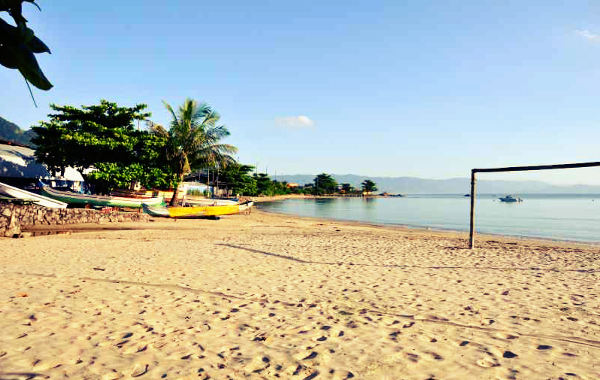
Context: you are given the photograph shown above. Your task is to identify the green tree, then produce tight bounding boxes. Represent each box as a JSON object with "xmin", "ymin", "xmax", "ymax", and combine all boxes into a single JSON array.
[
  {"xmin": 254, "ymin": 173, "xmax": 273, "ymax": 195},
  {"xmin": 161, "ymin": 98, "xmax": 238, "ymax": 205},
  {"xmin": 340, "ymin": 183, "xmax": 355, "ymax": 194},
  {"xmin": 361, "ymin": 179, "xmax": 378, "ymax": 194},
  {"xmin": 270, "ymin": 180, "xmax": 290, "ymax": 195},
  {"xmin": 0, "ymin": 1, "xmax": 52, "ymax": 90},
  {"xmin": 313, "ymin": 173, "xmax": 338, "ymax": 195},
  {"xmin": 220, "ymin": 163, "xmax": 256, "ymax": 196},
  {"xmin": 32, "ymin": 100, "xmax": 175, "ymax": 193}
]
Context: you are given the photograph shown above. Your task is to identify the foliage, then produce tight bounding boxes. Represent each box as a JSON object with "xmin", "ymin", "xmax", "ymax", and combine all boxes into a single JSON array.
[
  {"xmin": 219, "ymin": 163, "xmax": 256, "ymax": 196},
  {"xmin": 361, "ymin": 179, "xmax": 378, "ymax": 193},
  {"xmin": 340, "ymin": 183, "xmax": 355, "ymax": 194},
  {"xmin": 0, "ymin": 0, "xmax": 52, "ymax": 90},
  {"xmin": 159, "ymin": 98, "xmax": 238, "ymax": 205},
  {"xmin": 254, "ymin": 173, "xmax": 273, "ymax": 195},
  {"xmin": 31, "ymin": 100, "xmax": 176, "ymax": 193},
  {"xmin": 313, "ymin": 173, "xmax": 338, "ymax": 195}
]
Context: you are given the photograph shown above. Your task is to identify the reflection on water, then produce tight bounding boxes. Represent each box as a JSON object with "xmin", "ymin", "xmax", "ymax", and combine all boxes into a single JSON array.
[
  {"xmin": 315, "ymin": 197, "xmax": 336, "ymax": 206},
  {"xmin": 259, "ymin": 195, "xmax": 600, "ymax": 243}
]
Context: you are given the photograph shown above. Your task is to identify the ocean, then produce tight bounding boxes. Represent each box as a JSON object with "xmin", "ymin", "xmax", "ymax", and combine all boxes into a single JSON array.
[{"xmin": 258, "ymin": 194, "xmax": 600, "ymax": 243}]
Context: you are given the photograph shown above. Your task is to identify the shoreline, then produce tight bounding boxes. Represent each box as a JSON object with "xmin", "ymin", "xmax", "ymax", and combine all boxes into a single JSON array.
[
  {"xmin": 255, "ymin": 199, "xmax": 600, "ymax": 249},
  {"xmin": 18, "ymin": 205, "xmax": 600, "ymax": 249}
]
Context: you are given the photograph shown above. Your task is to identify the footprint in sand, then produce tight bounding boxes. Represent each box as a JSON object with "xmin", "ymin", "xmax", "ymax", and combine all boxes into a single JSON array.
[
  {"xmin": 477, "ymin": 358, "xmax": 499, "ymax": 368},
  {"xmin": 424, "ymin": 351, "xmax": 444, "ymax": 361},
  {"xmin": 495, "ymin": 332, "xmax": 519, "ymax": 340},
  {"xmin": 131, "ymin": 363, "xmax": 149, "ymax": 377}
]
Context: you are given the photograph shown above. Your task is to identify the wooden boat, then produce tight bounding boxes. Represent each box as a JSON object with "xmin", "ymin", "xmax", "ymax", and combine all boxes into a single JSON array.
[
  {"xmin": 39, "ymin": 183, "xmax": 163, "ymax": 208},
  {"xmin": 182, "ymin": 197, "xmax": 239, "ymax": 206},
  {"xmin": 0, "ymin": 181, "xmax": 68, "ymax": 208},
  {"xmin": 499, "ymin": 195, "xmax": 523, "ymax": 203},
  {"xmin": 142, "ymin": 200, "xmax": 254, "ymax": 218}
]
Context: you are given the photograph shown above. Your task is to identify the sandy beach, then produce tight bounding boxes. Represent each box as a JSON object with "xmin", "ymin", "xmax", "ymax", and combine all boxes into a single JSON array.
[{"xmin": 1, "ymin": 210, "xmax": 599, "ymax": 379}]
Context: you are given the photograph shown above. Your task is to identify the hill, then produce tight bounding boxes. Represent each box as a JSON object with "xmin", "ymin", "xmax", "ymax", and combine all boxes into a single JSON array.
[
  {"xmin": 0, "ymin": 116, "xmax": 36, "ymax": 147},
  {"xmin": 276, "ymin": 174, "xmax": 600, "ymax": 194}
]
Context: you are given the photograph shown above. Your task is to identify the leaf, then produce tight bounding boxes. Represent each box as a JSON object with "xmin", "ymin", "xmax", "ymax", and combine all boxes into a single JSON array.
[
  {"xmin": 4, "ymin": 38, "xmax": 52, "ymax": 89},
  {"xmin": 0, "ymin": 16, "xmax": 51, "ymax": 88},
  {"xmin": 25, "ymin": 33, "xmax": 49, "ymax": 53},
  {"xmin": 0, "ymin": 45, "xmax": 19, "ymax": 68}
]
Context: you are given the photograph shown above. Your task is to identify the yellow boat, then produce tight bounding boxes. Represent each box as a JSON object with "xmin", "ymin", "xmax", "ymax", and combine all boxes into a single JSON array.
[{"xmin": 142, "ymin": 201, "xmax": 253, "ymax": 218}]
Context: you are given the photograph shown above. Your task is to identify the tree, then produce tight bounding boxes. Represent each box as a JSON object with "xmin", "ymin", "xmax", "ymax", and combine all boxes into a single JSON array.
[
  {"xmin": 340, "ymin": 183, "xmax": 355, "ymax": 194},
  {"xmin": 220, "ymin": 163, "xmax": 256, "ymax": 196},
  {"xmin": 31, "ymin": 100, "xmax": 176, "ymax": 193},
  {"xmin": 254, "ymin": 173, "xmax": 273, "ymax": 195},
  {"xmin": 313, "ymin": 173, "xmax": 338, "ymax": 195},
  {"xmin": 361, "ymin": 179, "xmax": 378, "ymax": 194},
  {"xmin": 161, "ymin": 98, "xmax": 238, "ymax": 205},
  {"xmin": 0, "ymin": 1, "xmax": 52, "ymax": 90}
]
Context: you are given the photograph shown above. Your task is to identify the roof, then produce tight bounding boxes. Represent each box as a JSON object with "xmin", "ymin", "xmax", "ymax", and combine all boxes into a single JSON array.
[{"xmin": 0, "ymin": 143, "xmax": 84, "ymax": 181}]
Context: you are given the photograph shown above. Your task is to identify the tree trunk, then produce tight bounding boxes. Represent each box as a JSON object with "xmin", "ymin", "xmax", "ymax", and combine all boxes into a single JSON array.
[{"xmin": 170, "ymin": 174, "xmax": 184, "ymax": 206}]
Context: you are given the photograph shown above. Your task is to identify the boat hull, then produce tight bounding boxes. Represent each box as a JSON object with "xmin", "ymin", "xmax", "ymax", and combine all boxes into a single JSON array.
[
  {"xmin": 499, "ymin": 195, "xmax": 522, "ymax": 203},
  {"xmin": 0, "ymin": 181, "xmax": 68, "ymax": 208},
  {"xmin": 40, "ymin": 185, "xmax": 163, "ymax": 208},
  {"xmin": 143, "ymin": 201, "xmax": 253, "ymax": 218}
]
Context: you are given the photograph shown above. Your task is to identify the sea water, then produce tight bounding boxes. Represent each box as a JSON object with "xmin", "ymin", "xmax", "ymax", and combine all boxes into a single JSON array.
[{"xmin": 258, "ymin": 194, "xmax": 600, "ymax": 243}]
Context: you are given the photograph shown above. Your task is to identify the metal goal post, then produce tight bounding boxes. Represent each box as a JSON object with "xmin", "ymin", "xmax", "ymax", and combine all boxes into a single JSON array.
[{"xmin": 469, "ymin": 161, "xmax": 600, "ymax": 249}]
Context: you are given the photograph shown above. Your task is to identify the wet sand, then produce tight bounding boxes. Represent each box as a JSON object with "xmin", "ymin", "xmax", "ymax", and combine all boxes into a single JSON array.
[{"xmin": 1, "ymin": 210, "xmax": 599, "ymax": 379}]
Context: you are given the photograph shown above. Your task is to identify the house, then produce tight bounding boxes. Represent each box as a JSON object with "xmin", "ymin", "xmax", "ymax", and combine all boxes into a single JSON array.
[{"xmin": 0, "ymin": 141, "xmax": 84, "ymax": 190}]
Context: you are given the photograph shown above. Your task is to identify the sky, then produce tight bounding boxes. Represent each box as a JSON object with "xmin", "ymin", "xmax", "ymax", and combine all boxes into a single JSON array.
[{"xmin": 1, "ymin": 0, "xmax": 600, "ymax": 185}]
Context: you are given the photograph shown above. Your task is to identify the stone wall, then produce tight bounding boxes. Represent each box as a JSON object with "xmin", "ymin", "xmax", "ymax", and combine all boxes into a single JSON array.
[{"xmin": 0, "ymin": 203, "xmax": 150, "ymax": 237}]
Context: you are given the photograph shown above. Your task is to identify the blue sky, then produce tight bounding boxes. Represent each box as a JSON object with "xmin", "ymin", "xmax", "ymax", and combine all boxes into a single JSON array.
[{"xmin": 1, "ymin": 0, "xmax": 600, "ymax": 184}]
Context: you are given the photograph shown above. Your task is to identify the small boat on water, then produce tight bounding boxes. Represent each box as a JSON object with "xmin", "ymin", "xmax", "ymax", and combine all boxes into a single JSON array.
[
  {"xmin": 0, "ymin": 181, "xmax": 68, "ymax": 208},
  {"xmin": 499, "ymin": 195, "xmax": 523, "ymax": 203},
  {"xmin": 39, "ymin": 182, "xmax": 163, "ymax": 208},
  {"xmin": 142, "ymin": 200, "xmax": 254, "ymax": 219}
]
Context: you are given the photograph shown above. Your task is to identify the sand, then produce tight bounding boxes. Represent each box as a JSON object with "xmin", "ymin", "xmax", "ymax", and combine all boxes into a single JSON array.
[{"xmin": 0, "ymin": 210, "xmax": 599, "ymax": 379}]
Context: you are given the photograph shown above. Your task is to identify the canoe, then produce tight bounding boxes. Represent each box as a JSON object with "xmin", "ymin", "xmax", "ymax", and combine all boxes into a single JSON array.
[
  {"xmin": 0, "ymin": 181, "xmax": 68, "ymax": 208},
  {"xmin": 39, "ymin": 183, "xmax": 163, "ymax": 208},
  {"xmin": 142, "ymin": 200, "xmax": 254, "ymax": 218},
  {"xmin": 183, "ymin": 197, "xmax": 239, "ymax": 206}
]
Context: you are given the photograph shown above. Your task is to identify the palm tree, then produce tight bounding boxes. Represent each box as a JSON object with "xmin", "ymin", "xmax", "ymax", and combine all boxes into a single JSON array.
[{"xmin": 154, "ymin": 98, "xmax": 238, "ymax": 205}]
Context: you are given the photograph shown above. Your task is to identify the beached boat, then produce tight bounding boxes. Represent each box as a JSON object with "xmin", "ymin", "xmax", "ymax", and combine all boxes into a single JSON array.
[
  {"xmin": 182, "ymin": 197, "xmax": 239, "ymax": 206},
  {"xmin": 142, "ymin": 200, "xmax": 254, "ymax": 219},
  {"xmin": 499, "ymin": 195, "xmax": 523, "ymax": 203},
  {"xmin": 0, "ymin": 181, "xmax": 68, "ymax": 208},
  {"xmin": 39, "ymin": 183, "xmax": 163, "ymax": 208}
]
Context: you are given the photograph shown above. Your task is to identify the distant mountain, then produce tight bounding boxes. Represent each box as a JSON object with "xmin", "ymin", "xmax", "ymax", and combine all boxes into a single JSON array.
[
  {"xmin": 276, "ymin": 174, "xmax": 600, "ymax": 194},
  {"xmin": 0, "ymin": 116, "xmax": 36, "ymax": 147}
]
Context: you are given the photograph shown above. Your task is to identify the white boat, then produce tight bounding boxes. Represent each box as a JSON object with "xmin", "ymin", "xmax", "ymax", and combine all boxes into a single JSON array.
[
  {"xmin": 39, "ymin": 182, "xmax": 163, "ymax": 208},
  {"xmin": 0, "ymin": 181, "xmax": 68, "ymax": 208},
  {"xmin": 499, "ymin": 195, "xmax": 523, "ymax": 203}
]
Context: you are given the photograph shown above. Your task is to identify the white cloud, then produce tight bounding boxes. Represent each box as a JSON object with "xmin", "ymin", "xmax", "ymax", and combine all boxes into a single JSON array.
[
  {"xmin": 575, "ymin": 29, "xmax": 600, "ymax": 41},
  {"xmin": 275, "ymin": 115, "xmax": 315, "ymax": 129}
]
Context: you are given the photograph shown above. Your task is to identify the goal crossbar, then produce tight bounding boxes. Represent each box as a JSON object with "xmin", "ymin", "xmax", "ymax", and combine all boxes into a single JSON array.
[{"xmin": 469, "ymin": 161, "xmax": 600, "ymax": 249}]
